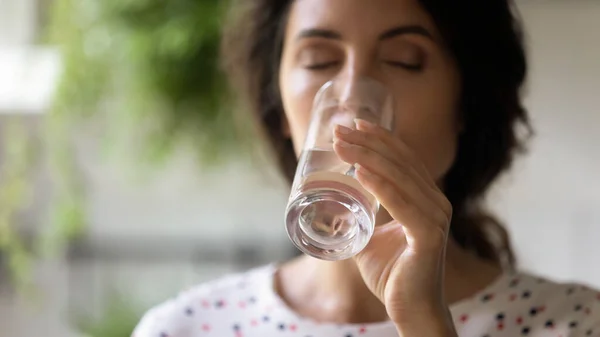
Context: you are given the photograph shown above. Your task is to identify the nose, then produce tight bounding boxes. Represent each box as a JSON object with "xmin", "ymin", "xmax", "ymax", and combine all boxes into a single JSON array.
[
  {"xmin": 335, "ymin": 50, "xmax": 386, "ymax": 106},
  {"xmin": 338, "ymin": 78, "xmax": 362, "ymax": 105},
  {"xmin": 329, "ymin": 53, "xmax": 394, "ymax": 130},
  {"xmin": 335, "ymin": 76, "xmax": 390, "ymax": 116}
]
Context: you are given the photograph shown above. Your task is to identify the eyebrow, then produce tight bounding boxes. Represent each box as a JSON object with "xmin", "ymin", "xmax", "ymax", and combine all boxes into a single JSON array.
[
  {"xmin": 296, "ymin": 29, "xmax": 342, "ymax": 41},
  {"xmin": 379, "ymin": 25, "xmax": 434, "ymax": 41},
  {"xmin": 296, "ymin": 24, "xmax": 434, "ymax": 42}
]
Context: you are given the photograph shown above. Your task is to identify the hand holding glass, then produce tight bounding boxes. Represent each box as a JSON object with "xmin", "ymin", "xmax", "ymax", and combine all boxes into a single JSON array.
[{"xmin": 285, "ymin": 77, "xmax": 394, "ymax": 261}]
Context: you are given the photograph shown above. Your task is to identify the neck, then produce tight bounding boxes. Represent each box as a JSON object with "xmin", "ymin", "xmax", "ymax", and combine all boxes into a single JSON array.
[
  {"xmin": 275, "ymin": 239, "xmax": 502, "ymax": 324},
  {"xmin": 276, "ymin": 256, "xmax": 388, "ymax": 323}
]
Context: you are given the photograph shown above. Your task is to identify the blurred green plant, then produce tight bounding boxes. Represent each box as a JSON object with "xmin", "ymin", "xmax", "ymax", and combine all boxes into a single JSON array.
[
  {"xmin": 48, "ymin": 0, "xmax": 247, "ymax": 163},
  {"xmin": 0, "ymin": 121, "xmax": 37, "ymax": 290},
  {"xmin": 1, "ymin": 0, "xmax": 254, "ymax": 287},
  {"xmin": 75, "ymin": 294, "xmax": 141, "ymax": 337}
]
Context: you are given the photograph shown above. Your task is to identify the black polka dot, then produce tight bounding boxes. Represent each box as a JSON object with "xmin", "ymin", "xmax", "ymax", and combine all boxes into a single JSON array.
[
  {"xmin": 248, "ymin": 297, "xmax": 257, "ymax": 303},
  {"xmin": 233, "ymin": 324, "xmax": 241, "ymax": 331},
  {"xmin": 522, "ymin": 327, "xmax": 531, "ymax": 335},
  {"xmin": 160, "ymin": 333, "xmax": 168, "ymax": 337},
  {"xmin": 545, "ymin": 320, "xmax": 554, "ymax": 328},
  {"xmin": 522, "ymin": 290, "xmax": 532, "ymax": 299},
  {"xmin": 586, "ymin": 329, "xmax": 593, "ymax": 336},
  {"xmin": 185, "ymin": 307, "xmax": 193, "ymax": 316},
  {"xmin": 529, "ymin": 307, "xmax": 538, "ymax": 316},
  {"xmin": 262, "ymin": 316, "xmax": 270, "ymax": 322},
  {"xmin": 567, "ymin": 287, "xmax": 576, "ymax": 295},
  {"xmin": 496, "ymin": 313, "xmax": 505, "ymax": 320},
  {"xmin": 482, "ymin": 294, "xmax": 494, "ymax": 302},
  {"xmin": 575, "ymin": 304, "xmax": 583, "ymax": 311},
  {"xmin": 345, "ymin": 334, "xmax": 353, "ymax": 337},
  {"xmin": 278, "ymin": 323, "xmax": 286, "ymax": 330},
  {"xmin": 570, "ymin": 321, "xmax": 578, "ymax": 328}
]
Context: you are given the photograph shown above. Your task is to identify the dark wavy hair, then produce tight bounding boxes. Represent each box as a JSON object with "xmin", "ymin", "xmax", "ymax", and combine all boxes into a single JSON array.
[{"xmin": 221, "ymin": 0, "xmax": 531, "ymax": 268}]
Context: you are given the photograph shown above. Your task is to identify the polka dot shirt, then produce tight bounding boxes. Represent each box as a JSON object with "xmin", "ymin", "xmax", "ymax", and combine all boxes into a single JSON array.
[{"xmin": 133, "ymin": 265, "xmax": 600, "ymax": 337}]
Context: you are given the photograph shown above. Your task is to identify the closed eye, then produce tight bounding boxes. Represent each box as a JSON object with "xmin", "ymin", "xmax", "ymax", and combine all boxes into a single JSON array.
[
  {"xmin": 384, "ymin": 60, "xmax": 423, "ymax": 71},
  {"xmin": 304, "ymin": 61, "xmax": 341, "ymax": 70}
]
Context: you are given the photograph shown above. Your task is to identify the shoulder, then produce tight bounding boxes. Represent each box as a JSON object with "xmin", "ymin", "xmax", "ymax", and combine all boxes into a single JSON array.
[
  {"xmin": 132, "ymin": 265, "xmax": 276, "ymax": 337},
  {"xmin": 454, "ymin": 271, "xmax": 600, "ymax": 337}
]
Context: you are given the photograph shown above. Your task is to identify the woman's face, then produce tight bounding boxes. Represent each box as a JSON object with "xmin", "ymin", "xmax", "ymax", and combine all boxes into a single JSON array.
[{"xmin": 279, "ymin": 0, "xmax": 462, "ymax": 182}]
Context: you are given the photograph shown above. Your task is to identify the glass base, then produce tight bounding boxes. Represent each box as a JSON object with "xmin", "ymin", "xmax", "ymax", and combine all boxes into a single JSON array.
[{"xmin": 285, "ymin": 189, "xmax": 374, "ymax": 261}]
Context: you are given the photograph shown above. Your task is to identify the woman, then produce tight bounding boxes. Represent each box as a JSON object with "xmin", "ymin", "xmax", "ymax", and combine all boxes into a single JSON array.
[{"xmin": 134, "ymin": 0, "xmax": 600, "ymax": 336}]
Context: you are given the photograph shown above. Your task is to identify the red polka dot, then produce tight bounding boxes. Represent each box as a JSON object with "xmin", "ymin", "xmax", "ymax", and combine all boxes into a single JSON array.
[
  {"xmin": 585, "ymin": 307, "xmax": 592, "ymax": 315},
  {"xmin": 497, "ymin": 323, "xmax": 504, "ymax": 331},
  {"xmin": 290, "ymin": 324, "xmax": 297, "ymax": 332},
  {"xmin": 538, "ymin": 305, "xmax": 546, "ymax": 313},
  {"xmin": 516, "ymin": 316, "xmax": 523, "ymax": 325},
  {"xmin": 202, "ymin": 324, "xmax": 211, "ymax": 332},
  {"xmin": 459, "ymin": 314, "xmax": 469, "ymax": 323},
  {"xmin": 359, "ymin": 326, "xmax": 367, "ymax": 334},
  {"xmin": 250, "ymin": 319, "xmax": 258, "ymax": 326},
  {"xmin": 235, "ymin": 331, "xmax": 243, "ymax": 337},
  {"xmin": 201, "ymin": 300, "xmax": 210, "ymax": 308},
  {"xmin": 238, "ymin": 301, "xmax": 246, "ymax": 309},
  {"xmin": 509, "ymin": 294, "xmax": 518, "ymax": 301}
]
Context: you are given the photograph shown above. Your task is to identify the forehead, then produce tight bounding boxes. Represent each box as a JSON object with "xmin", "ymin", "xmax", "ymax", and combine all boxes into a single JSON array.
[{"xmin": 286, "ymin": 0, "xmax": 438, "ymax": 38}]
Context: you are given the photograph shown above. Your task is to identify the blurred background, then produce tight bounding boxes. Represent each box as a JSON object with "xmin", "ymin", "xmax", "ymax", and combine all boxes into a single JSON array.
[{"xmin": 0, "ymin": 0, "xmax": 598, "ymax": 336}]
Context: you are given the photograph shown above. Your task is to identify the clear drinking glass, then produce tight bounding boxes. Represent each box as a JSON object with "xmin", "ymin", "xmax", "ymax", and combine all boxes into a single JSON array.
[{"xmin": 285, "ymin": 77, "xmax": 394, "ymax": 261}]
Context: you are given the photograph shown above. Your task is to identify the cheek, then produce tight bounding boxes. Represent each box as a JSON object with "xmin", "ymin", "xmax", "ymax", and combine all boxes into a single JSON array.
[
  {"xmin": 280, "ymin": 70, "xmax": 326, "ymax": 155},
  {"xmin": 414, "ymin": 123, "xmax": 459, "ymax": 183},
  {"xmin": 398, "ymin": 107, "xmax": 459, "ymax": 182},
  {"xmin": 391, "ymin": 77, "xmax": 461, "ymax": 182}
]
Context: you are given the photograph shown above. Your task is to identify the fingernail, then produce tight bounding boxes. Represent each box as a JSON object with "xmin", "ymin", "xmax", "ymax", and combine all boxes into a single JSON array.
[
  {"xmin": 335, "ymin": 124, "xmax": 353, "ymax": 135},
  {"xmin": 356, "ymin": 164, "xmax": 372, "ymax": 176},
  {"xmin": 355, "ymin": 119, "xmax": 376, "ymax": 130},
  {"xmin": 334, "ymin": 139, "xmax": 352, "ymax": 148}
]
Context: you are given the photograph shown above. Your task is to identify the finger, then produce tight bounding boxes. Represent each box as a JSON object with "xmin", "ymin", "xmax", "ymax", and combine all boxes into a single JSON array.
[
  {"xmin": 354, "ymin": 119, "xmax": 438, "ymax": 189},
  {"xmin": 332, "ymin": 140, "xmax": 443, "ymax": 227},
  {"xmin": 353, "ymin": 120, "xmax": 452, "ymax": 217},
  {"xmin": 333, "ymin": 124, "xmax": 447, "ymax": 213},
  {"xmin": 353, "ymin": 164, "xmax": 450, "ymax": 254}
]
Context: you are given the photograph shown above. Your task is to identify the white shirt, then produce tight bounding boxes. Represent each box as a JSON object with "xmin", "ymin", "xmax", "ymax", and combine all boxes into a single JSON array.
[{"xmin": 133, "ymin": 265, "xmax": 600, "ymax": 337}]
